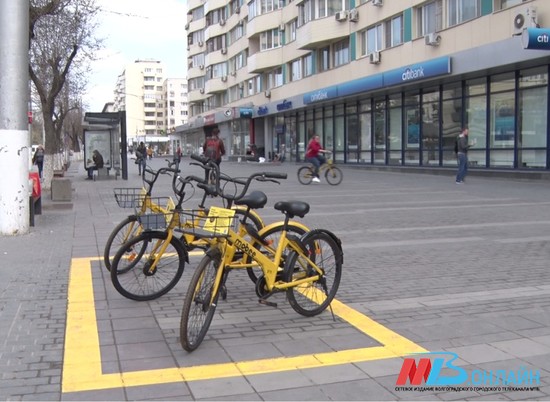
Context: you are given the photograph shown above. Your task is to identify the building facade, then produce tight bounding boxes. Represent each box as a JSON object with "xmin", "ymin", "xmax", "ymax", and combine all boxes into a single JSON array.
[
  {"xmin": 113, "ymin": 60, "xmax": 167, "ymax": 146},
  {"xmin": 165, "ymin": 78, "xmax": 190, "ymax": 154},
  {"xmin": 179, "ymin": 0, "xmax": 550, "ymax": 171}
]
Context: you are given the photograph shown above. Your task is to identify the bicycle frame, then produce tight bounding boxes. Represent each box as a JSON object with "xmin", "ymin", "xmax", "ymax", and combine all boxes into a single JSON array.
[{"xmin": 207, "ymin": 224, "xmax": 323, "ymax": 305}]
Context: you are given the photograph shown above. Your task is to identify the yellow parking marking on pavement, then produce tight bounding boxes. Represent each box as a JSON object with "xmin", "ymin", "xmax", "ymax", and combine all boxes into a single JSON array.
[{"xmin": 62, "ymin": 257, "xmax": 428, "ymax": 393}]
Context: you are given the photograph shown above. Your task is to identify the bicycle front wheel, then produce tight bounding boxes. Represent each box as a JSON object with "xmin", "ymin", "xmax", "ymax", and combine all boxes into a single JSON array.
[
  {"xmin": 283, "ymin": 230, "xmax": 343, "ymax": 317},
  {"xmin": 103, "ymin": 215, "xmax": 142, "ymax": 272},
  {"xmin": 325, "ymin": 165, "xmax": 343, "ymax": 185},
  {"xmin": 297, "ymin": 166, "xmax": 313, "ymax": 185},
  {"xmin": 180, "ymin": 251, "xmax": 222, "ymax": 352},
  {"xmin": 110, "ymin": 231, "xmax": 186, "ymax": 301}
]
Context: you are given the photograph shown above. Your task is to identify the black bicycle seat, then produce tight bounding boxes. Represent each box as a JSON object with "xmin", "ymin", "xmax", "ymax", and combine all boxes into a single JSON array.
[
  {"xmin": 234, "ymin": 190, "xmax": 268, "ymax": 209},
  {"xmin": 273, "ymin": 201, "xmax": 310, "ymax": 218}
]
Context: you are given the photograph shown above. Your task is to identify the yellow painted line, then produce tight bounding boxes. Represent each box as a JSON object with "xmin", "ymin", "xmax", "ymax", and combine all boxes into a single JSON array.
[{"xmin": 62, "ymin": 258, "xmax": 428, "ymax": 393}]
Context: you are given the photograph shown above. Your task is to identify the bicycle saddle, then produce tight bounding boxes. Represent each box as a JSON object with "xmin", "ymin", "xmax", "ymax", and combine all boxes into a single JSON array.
[
  {"xmin": 197, "ymin": 182, "xmax": 218, "ymax": 197},
  {"xmin": 274, "ymin": 201, "xmax": 310, "ymax": 218},
  {"xmin": 234, "ymin": 190, "xmax": 268, "ymax": 209}
]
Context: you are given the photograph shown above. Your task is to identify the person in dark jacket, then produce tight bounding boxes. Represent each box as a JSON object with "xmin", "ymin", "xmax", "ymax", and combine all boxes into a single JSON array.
[
  {"xmin": 86, "ymin": 150, "xmax": 104, "ymax": 180},
  {"xmin": 455, "ymin": 127, "xmax": 476, "ymax": 184},
  {"xmin": 32, "ymin": 145, "xmax": 45, "ymax": 179}
]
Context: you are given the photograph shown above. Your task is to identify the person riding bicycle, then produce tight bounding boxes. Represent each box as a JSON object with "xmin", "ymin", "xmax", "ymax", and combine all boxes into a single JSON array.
[{"xmin": 305, "ymin": 134, "xmax": 327, "ymax": 183}]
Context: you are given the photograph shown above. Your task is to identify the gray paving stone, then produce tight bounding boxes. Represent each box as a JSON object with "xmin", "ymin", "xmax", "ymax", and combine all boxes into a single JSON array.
[
  {"xmin": 449, "ymin": 344, "xmax": 515, "ymax": 364},
  {"xmin": 186, "ymin": 376, "xmax": 255, "ymax": 400},
  {"xmin": 300, "ymin": 363, "xmax": 368, "ymax": 385},
  {"xmin": 490, "ymin": 338, "xmax": 550, "ymax": 358}
]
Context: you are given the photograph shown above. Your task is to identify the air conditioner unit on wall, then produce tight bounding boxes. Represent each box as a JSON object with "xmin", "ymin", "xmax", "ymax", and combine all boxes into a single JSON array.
[
  {"xmin": 221, "ymin": 47, "xmax": 227, "ymax": 54},
  {"xmin": 513, "ymin": 6, "xmax": 538, "ymax": 35},
  {"xmin": 265, "ymin": 90, "xmax": 271, "ymax": 98},
  {"xmin": 199, "ymin": 64, "xmax": 204, "ymax": 70},
  {"xmin": 372, "ymin": 0, "xmax": 382, "ymax": 6},
  {"xmin": 199, "ymin": 88, "xmax": 205, "ymax": 94},
  {"xmin": 349, "ymin": 9, "xmax": 359, "ymax": 22},
  {"xmin": 198, "ymin": 41, "xmax": 204, "ymax": 47},
  {"xmin": 425, "ymin": 32, "xmax": 441, "ymax": 46},
  {"xmin": 335, "ymin": 11, "xmax": 348, "ymax": 22},
  {"xmin": 221, "ymin": 76, "xmax": 228, "ymax": 82},
  {"xmin": 219, "ymin": 19, "xmax": 226, "ymax": 26},
  {"xmin": 369, "ymin": 51, "xmax": 380, "ymax": 64}
]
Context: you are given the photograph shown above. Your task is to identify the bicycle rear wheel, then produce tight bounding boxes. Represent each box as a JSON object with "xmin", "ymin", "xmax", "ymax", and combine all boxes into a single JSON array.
[
  {"xmin": 103, "ymin": 215, "xmax": 143, "ymax": 272},
  {"xmin": 180, "ymin": 251, "xmax": 221, "ymax": 352},
  {"xmin": 325, "ymin": 165, "xmax": 343, "ymax": 185},
  {"xmin": 297, "ymin": 166, "xmax": 313, "ymax": 185},
  {"xmin": 110, "ymin": 231, "xmax": 186, "ymax": 301},
  {"xmin": 246, "ymin": 222, "xmax": 308, "ymax": 283},
  {"xmin": 283, "ymin": 230, "xmax": 343, "ymax": 317}
]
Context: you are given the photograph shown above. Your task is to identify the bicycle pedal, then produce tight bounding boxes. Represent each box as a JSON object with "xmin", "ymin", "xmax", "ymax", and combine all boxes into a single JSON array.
[{"xmin": 258, "ymin": 299, "xmax": 277, "ymax": 308}]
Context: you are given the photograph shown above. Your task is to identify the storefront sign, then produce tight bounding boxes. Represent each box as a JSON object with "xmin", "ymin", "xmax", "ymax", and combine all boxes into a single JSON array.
[
  {"xmin": 339, "ymin": 75, "xmax": 384, "ymax": 97},
  {"xmin": 383, "ymin": 57, "xmax": 451, "ymax": 87},
  {"xmin": 303, "ymin": 87, "xmax": 338, "ymax": 104},
  {"xmin": 203, "ymin": 114, "xmax": 216, "ymax": 125},
  {"xmin": 276, "ymin": 100, "xmax": 293, "ymax": 111},
  {"xmin": 303, "ymin": 57, "xmax": 450, "ymax": 104},
  {"xmin": 522, "ymin": 28, "xmax": 550, "ymax": 50},
  {"xmin": 257, "ymin": 106, "xmax": 269, "ymax": 116},
  {"xmin": 239, "ymin": 108, "xmax": 253, "ymax": 118}
]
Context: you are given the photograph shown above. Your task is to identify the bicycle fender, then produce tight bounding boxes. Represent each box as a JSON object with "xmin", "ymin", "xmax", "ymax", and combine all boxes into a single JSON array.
[
  {"xmin": 257, "ymin": 220, "xmax": 310, "ymax": 236},
  {"xmin": 300, "ymin": 228, "xmax": 344, "ymax": 264}
]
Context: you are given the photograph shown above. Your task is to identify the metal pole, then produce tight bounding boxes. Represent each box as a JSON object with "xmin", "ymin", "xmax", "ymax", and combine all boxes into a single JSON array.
[{"xmin": 0, "ymin": 0, "xmax": 31, "ymax": 235}]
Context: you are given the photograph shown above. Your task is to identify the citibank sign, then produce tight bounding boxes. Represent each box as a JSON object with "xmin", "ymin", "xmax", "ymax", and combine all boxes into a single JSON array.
[{"xmin": 402, "ymin": 67, "xmax": 425, "ymax": 82}]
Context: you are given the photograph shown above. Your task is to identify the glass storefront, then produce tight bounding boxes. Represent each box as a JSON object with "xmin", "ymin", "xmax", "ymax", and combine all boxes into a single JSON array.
[{"xmin": 281, "ymin": 64, "xmax": 549, "ymax": 170}]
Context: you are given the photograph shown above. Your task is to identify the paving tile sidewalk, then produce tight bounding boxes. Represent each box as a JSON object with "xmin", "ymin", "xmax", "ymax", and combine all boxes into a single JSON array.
[{"xmin": 1, "ymin": 157, "xmax": 550, "ymax": 401}]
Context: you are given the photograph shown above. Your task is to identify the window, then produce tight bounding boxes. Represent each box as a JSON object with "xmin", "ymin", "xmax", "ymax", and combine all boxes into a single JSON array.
[
  {"xmin": 290, "ymin": 59, "xmax": 302, "ymax": 81},
  {"xmin": 303, "ymin": 53, "xmax": 313, "ymax": 77},
  {"xmin": 260, "ymin": 29, "xmax": 282, "ymax": 50},
  {"xmin": 417, "ymin": 0, "xmax": 442, "ymax": 37},
  {"xmin": 266, "ymin": 66, "xmax": 283, "ymax": 89},
  {"xmin": 318, "ymin": 46, "xmax": 330, "ymax": 72},
  {"xmin": 333, "ymin": 39, "xmax": 349, "ymax": 67},
  {"xmin": 448, "ymin": 0, "xmax": 480, "ymax": 27},
  {"xmin": 495, "ymin": 0, "xmax": 525, "ymax": 10},
  {"xmin": 365, "ymin": 24, "xmax": 382, "ymax": 55},
  {"xmin": 289, "ymin": 19, "xmax": 297, "ymax": 42},
  {"xmin": 385, "ymin": 15, "xmax": 403, "ymax": 48}
]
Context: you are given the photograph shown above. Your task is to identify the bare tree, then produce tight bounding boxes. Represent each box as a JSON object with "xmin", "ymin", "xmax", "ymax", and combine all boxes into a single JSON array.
[{"xmin": 29, "ymin": 0, "xmax": 101, "ymax": 182}]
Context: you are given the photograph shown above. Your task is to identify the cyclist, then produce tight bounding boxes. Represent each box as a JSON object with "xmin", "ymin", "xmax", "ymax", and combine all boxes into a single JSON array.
[{"xmin": 305, "ymin": 134, "xmax": 327, "ymax": 183}]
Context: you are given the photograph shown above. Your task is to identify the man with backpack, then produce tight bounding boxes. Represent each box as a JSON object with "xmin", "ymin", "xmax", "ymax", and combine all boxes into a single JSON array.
[{"xmin": 202, "ymin": 128, "xmax": 225, "ymax": 166}]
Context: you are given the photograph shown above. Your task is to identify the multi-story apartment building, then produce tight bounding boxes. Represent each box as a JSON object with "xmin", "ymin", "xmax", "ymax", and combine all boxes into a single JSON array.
[
  {"xmin": 179, "ymin": 0, "xmax": 550, "ymax": 171},
  {"xmin": 164, "ymin": 78, "xmax": 190, "ymax": 153},
  {"xmin": 113, "ymin": 59, "xmax": 167, "ymax": 146}
]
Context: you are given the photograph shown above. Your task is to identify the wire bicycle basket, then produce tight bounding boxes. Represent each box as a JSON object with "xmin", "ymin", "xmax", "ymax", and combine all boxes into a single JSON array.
[{"xmin": 114, "ymin": 188, "xmax": 146, "ymax": 208}]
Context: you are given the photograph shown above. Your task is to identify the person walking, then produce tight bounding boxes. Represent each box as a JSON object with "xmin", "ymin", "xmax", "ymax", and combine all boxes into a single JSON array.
[
  {"xmin": 202, "ymin": 128, "xmax": 225, "ymax": 166},
  {"xmin": 32, "ymin": 144, "xmax": 45, "ymax": 180},
  {"xmin": 305, "ymin": 134, "xmax": 327, "ymax": 183},
  {"xmin": 136, "ymin": 142, "xmax": 147, "ymax": 176},
  {"xmin": 455, "ymin": 127, "xmax": 476, "ymax": 184}
]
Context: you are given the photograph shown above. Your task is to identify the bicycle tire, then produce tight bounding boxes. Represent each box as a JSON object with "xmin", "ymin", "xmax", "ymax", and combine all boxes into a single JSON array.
[
  {"xmin": 283, "ymin": 230, "xmax": 343, "ymax": 317},
  {"xmin": 246, "ymin": 222, "xmax": 309, "ymax": 283},
  {"xmin": 103, "ymin": 215, "xmax": 143, "ymax": 272},
  {"xmin": 297, "ymin": 166, "xmax": 313, "ymax": 185},
  {"xmin": 180, "ymin": 251, "xmax": 221, "ymax": 352},
  {"xmin": 325, "ymin": 165, "xmax": 343, "ymax": 186},
  {"xmin": 110, "ymin": 231, "xmax": 186, "ymax": 301}
]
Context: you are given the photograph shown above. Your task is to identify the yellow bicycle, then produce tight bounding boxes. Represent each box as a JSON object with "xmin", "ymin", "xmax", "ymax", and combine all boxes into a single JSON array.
[
  {"xmin": 180, "ymin": 162, "xmax": 343, "ymax": 352},
  {"xmin": 297, "ymin": 151, "xmax": 343, "ymax": 185}
]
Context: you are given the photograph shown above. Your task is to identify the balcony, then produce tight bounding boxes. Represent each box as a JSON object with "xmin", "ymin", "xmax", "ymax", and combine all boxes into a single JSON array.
[
  {"xmin": 247, "ymin": 12, "xmax": 281, "ymax": 39},
  {"xmin": 248, "ymin": 47, "xmax": 284, "ymax": 73},
  {"xmin": 295, "ymin": 17, "xmax": 350, "ymax": 50},
  {"xmin": 205, "ymin": 77, "xmax": 227, "ymax": 94},
  {"xmin": 188, "ymin": 89, "xmax": 206, "ymax": 103}
]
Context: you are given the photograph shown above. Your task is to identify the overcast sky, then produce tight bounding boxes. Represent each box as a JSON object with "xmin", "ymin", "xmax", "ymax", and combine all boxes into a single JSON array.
[{"xmin": 83, "ymin": 0, "xmax": 188, "ymax": 112}]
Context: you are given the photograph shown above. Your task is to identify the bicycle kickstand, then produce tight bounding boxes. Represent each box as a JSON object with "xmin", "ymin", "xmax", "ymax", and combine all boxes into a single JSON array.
[{"xmin": 320, "ymin": 277, "xmax": 336, "ymax": 322}]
